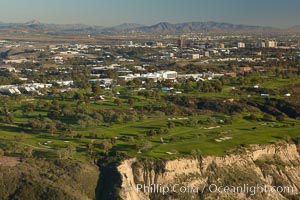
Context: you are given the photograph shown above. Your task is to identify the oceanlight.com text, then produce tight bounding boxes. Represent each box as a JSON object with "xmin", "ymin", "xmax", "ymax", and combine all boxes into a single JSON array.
[{"xmin": 136, "ymin": 183, "xmax": 295, "ymax": 196}]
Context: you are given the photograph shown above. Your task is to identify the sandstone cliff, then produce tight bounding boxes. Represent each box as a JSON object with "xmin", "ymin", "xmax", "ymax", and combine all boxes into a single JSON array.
[{"xmin": 118, "ymin": 141, "xmax": 300, "ymax": 200}]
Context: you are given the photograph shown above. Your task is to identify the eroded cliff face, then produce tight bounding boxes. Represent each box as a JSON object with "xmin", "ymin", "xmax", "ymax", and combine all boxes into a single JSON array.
[{"xmin": 118, "ymin": 142, "xmax": 300, "ymax": 200}]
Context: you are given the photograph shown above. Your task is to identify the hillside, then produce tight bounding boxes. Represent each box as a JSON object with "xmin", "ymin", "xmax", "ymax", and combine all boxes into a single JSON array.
[{"xmin": 0, "ymin": 158, "xmax": 99, "ymax": 200}]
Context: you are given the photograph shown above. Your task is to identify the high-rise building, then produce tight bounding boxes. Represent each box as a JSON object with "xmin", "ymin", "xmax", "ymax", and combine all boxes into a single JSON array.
[
  {"xmin": 220, "ymin": 43, "xmax": 225, "ymax": 49},
  {"xmin": 266, "ymin": 40, "xmax": 278, "ymax": 48},
  {"xmin": 177, "ymin": 39, "xmax": 184, "ymax": 48},
  {"xmin": 257, "ymin": 42, "xmax": 266, "ymax": 48}
]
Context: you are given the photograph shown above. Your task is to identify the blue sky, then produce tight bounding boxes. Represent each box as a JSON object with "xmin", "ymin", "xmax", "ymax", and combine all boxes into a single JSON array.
[{"xmin": 0, "ymin": 0, "xmax": 299, "ymax": 27}]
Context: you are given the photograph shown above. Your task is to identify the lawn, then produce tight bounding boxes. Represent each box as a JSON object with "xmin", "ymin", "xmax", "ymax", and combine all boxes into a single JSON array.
[
  {"xmin": 1, "ymin": 106, "xmax": 299, "ymax": 161},
  {"xmin": 0, "ymin": 84, "xmax": 299, "ymax": 161}
]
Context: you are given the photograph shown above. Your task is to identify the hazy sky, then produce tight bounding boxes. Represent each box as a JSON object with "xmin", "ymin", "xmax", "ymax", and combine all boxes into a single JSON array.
[{"xmin": 1, "ymin": 0, "xmax": 300, "ymax": 27}]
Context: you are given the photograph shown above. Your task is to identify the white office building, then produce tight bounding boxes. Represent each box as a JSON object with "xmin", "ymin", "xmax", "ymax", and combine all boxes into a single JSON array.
[{"xmin": 238, "ymin": 42, "xmax": 246, "ymax": 48}]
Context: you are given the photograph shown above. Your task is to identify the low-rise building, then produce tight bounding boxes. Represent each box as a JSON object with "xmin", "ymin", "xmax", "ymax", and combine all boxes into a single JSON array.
[
  {"xmin": 0, "ymin": 85, "xmax": 21, "ymax": 95},
  {"xmin": 0, "ymin": 66, "xmax": 16, "ymax": 72},
  {"xmin": 238, "ymin": 42, "xmax": 246, "ymax": 48}
]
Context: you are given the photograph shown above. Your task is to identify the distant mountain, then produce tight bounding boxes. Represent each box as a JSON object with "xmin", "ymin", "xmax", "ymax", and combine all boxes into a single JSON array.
[
  {"xmin": 0, "ymin": 20, "xmax": 105, "ymax": 33},
  {"xmin": 139, "ymin": 22, "xmax": 177, "ymax": 33},
  {"xmin": 43, "ymin": 23, "xmax": 104, "ymax": 31},
  {"xmin": 289, "ymin": 25, "xmax": 300, "ymax": 30},
  {"xmin": 136, "ymin": 21, "xmax": 276, "ymax": 34},
  {"xmin": 106, "ymin": 23, "xmax": 145, "ymax": 31},
  {"xmin": 25, "ymin": 20, "xmax": 41, "ymax": 26},
  {"xmin": 0, "ymin": 20, "xmax": 280, "ymax": 34}
]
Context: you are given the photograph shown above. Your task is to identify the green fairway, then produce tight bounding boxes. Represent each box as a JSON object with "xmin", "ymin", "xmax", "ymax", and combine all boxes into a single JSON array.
[
  {"xmin": 1, "ymin": 110, "xmax": 298, "ymax": 160},
  {"xmin": 1, "ymin": 74, "xmax": 300, "ymax": 161}
]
